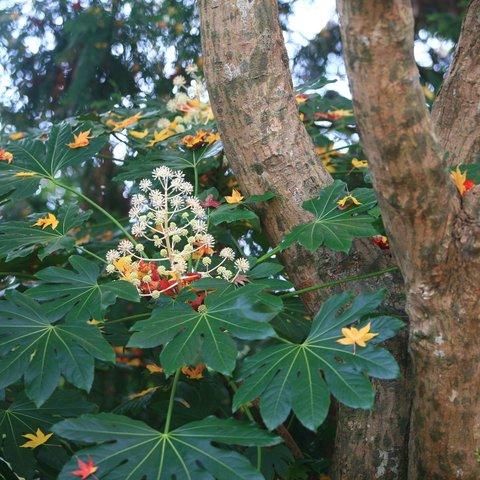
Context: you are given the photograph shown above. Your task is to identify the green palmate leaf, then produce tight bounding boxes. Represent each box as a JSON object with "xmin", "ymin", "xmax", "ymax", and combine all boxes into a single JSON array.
[
  {"xmin": 27, "ymin": 255, "xmax": 139, "ymax": 322},
  {"xmin": 115, "ymin": 141, "xmax": 223, "ymax": 182},
  {"xmin": 0, "ymin": 171, "xmax": 40, "ymax": 204},
  {"xmin": 246, "ymin": 445, "xmax": 293, "ymax": 480},
  {"xmin": 366, "ymin": 315, "xmax": 406, "ymax": 344},
  {"xmin": 210, "ymin": 204, "xmax": 261, "ymax": 230},
  {"xmin": 246, "ymin": 261, "xmax": 293, "ymax": 292},
  {"xmin": 0, "ymin": 291, "xmax": 115, "ymax": 406},
  {"xmin": 462, "ymin": 163, "xmax": 480, "ymax": 183},
  {"xmin": 128, "ymin": 285, "xmax": 282, "ymax": 375},
  {"xmin": 0, "ymin": 123, "xmax": 105, "ymax": 202},
  {"xmin": 0, "ymin": 458, "xmax": 21, "ymax": 480},
  {"xmin": 248, "ymin": 262, "xmax": 284, "ymax": 278},
  {"xmin": 233, "ymin": 290, "xmax": 403, "ymax": 431},
  {"xmin": 42, "ymin": 122, "xmax": 106, "ymax": 175},
  {"xmin": 53, "ymin": 413, "xmax": 280, "ymax": 480},
  {"xmin": 281, "ymin": 180, "xmax": 378, "ymax": 253},
  {"xmin": 0, "ymin": 203, "xmax": 91, "ymax": 261},
  {"xmin": 270, "ymin": 297, "xmax": 311, "ymax": 343},
  {"xmin": 114, "ymin": 150, "xmax": 193, "ymax": 182},
  {"xmin": 244, "ymin": 192, "xmax": 276, "ymax": 204},
  {"xmin": 0, "ymin": 390, "xmax": 93, "ymax": 478}
]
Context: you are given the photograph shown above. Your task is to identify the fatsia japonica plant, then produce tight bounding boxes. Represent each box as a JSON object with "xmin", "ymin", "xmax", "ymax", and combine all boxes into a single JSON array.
[{"xmin": 0, "ymin": 69, "xmax": 416, "ymax": 479}]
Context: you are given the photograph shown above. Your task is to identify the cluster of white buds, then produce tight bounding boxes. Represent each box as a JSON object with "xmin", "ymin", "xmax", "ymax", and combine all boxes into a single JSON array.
[
  {"xmin": 166, "ymin": 71, "xmax": 213, "ymax": 125},
  {"xmin": 105, "ymin": 167, "xmax": 250, "ymax": 298}
]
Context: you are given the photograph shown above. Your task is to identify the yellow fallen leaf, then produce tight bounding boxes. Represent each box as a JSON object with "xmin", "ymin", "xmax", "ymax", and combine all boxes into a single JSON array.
[
  {"xmin": 68, "ymin": 130, "xmax": 92, "ymax": 149},
  {"xmin": 20, "ymin": 428, "xmax": 53, "ymax": 449},
  {"xmin": 33, "ymin": 213, "xmax": 59, "ymax": 230},
  {"xmin": 129, "ymin": 129, "xmax": 149, "ymax": 139},
  {"xmin": 225, "ymin": 189, "xmax": 244, "ymax": 204}
]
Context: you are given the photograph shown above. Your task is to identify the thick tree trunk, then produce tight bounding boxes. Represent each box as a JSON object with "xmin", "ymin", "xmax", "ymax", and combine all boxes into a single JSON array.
[
  {"xmin": 337, "ymin": 0, "xmax": 480, "ymax": 477},
  {"xmin": 198, "ymin": 0, "xmax": 332, "ymax": 308},
  {"xmin": 199, "ymin": 1, "xmax": 410, "ymax": 478},
  {"xmin": 432, "ymin": 0, "xmax": 480, "ymax": 165},
  {"xmin": 333, "ymin": 332, "xmax": 410, "ymax": 480}
]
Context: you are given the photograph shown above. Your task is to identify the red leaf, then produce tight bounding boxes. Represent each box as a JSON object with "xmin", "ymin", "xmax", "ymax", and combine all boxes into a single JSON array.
[
  {"xmin": 200, "ymin": 194, "xmax": 221, "ymax": 209},
  {"xmin": 71, "ymin": 456, "xmax": 98, "ymax": 480},
  {"xmin": 464, "ymin": 179, "xmax": 475, "ymax": 193}
]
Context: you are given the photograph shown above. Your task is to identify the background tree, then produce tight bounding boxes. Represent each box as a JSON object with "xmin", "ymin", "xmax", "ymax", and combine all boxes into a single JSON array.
[{"xmin": 0, "ymin": 0, "xmax": 297, "ymax": 126}]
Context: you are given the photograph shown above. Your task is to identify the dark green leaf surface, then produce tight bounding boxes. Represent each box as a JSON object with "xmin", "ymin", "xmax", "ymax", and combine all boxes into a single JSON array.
[
  {"xmin": 0, "ymin": 123, "xmax": 105, "ymax": 202},
  {"xmin": 115, "ymin": 142, "xmax": 223, "ymax": 182},
  {"xmin": 246, "ymin": 445, "xmax": 293, "ymax": 480},
  {"xmin": 128, "ymin": 285, "xmax": 281, "ymax": 374},
  {"xmin": 282, "ymin": 180, "xmax": 378, "ymax": 253},
  {"xmin": 0, "ymin": 203, "xmax": 91, "ymax": 261},
  {"xmin": 54, "ymin": 413, "xmax": 280, "ymax": 480},
  {"xmin": 0, "ymin": 390, "xmax": 93, "ymax": 478},
  {"xmin": 210, "ymin": 204, "xmax": 260, "ymax": 230},
  {"xmin": 0, "ymin": 291, "xmax": 114, "ymax": 406},
  {"xmin": 28, "ymin": 255, "xmax": 139, "ymax": 322},
  {"xmin": 270, "ymin": 297, "xmax": 311, "ymax": 343},
  {"xmin": 233, "ymin": 291, "xmax": 402, "ymax": 431},
  {"xmin": 247, "ymin": 262, "xmax": 293, "ymax": 292},
  {"xmin": 244, "ymin": 192, "xmax": 276, "ymax": 204}
]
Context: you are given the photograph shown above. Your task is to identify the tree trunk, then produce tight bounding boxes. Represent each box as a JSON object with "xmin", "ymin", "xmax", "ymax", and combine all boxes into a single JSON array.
[
  {"xmin": 337, "ymin": 0, "xmax": 480, "ymax": 477},
  {"xmin": 198, "ymin": 0, "xmax": 332, "ymax": 309},
  {"xmin": 432, "ymin": 0, "xmax": 480, "ymax": 165},
  {"xmin": 333, "ymin": 332, "xmax": 410, "ymax": 480},
  {"xmin": 198, "ymin": 1, "xmax": 410, "ymax": 478}
]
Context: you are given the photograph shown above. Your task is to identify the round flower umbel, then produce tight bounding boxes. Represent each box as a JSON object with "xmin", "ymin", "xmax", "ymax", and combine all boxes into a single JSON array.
[
  {"xmin": 166, "ymin": 72, "xmax": 213, "ymax": 125},
  {"xmin": 106, "ymin": 167, "xmax": 250, "ymax": 299}
]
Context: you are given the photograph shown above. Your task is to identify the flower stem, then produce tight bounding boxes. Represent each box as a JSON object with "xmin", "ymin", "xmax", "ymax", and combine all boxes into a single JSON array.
[
  {"xmin": 228, "ymin": 379, "xmax": 262, "ymax": 471},
  {"xmin": 107, "ymin": 312, "xmax": 150, "ymax": 325},
  {"xmin": 76, "ymin": 246, "xmax": 107, "ymax": 264},
  {"xmin": 193, "ymin": 152, "xmax": 199, "ymax": 196},
  {"xmin": 280, "ymin": 266, "xmax": 399, "ymax": 298},
  {"xmin": 256, "ymin": 446, "xmax": 262, "ymax": 471},
  {"xmin": 52, "ymin": 180, "xmax": 136, "ymax": 243},
  {"xmin": 164, "ymin": 369, "xmax": 181, "ymax": 434},
  {"xmin": 255, "ymin": 245, "xmax": 282, "ymax": 265}
]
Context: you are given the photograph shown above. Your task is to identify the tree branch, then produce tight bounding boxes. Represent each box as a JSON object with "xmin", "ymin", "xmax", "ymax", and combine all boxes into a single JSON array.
[
  {"xmin": 337, "ymin": 1, "xmax": 480, "ymax": 477},
  {"xmin": 432, "ymin": 0, "xmax": 480, "ymax": 166},
  {"xmin": 198, "ymin": 0, "xmax": 336, "ymax": 310},
  {"xmin": 336, "ymin": 0, "xmax": 460, "ymax": 283}
]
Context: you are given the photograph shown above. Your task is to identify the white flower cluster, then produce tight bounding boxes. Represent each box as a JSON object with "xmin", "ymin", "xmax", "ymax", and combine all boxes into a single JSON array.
[
  {"xmin": 166, "ymin": 69, "xmax": 213, "ymax": 124},
  {"xmin": 105, "ymin": 167, "xmax": 250, "ymax": 297}
]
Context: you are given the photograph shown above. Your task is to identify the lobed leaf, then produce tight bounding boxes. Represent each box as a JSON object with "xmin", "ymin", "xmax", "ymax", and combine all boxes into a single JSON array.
[
  {"xmin": 210, "ymin": 204, "xmax": 261, "ymax": 230},
  {"xmin": 0, "ymin": 203, "xmax": 91, "ymax": 261},
  {"xmin": 0, "ymin": 390, "xmax": 93, "ymax": 478},
  {"xmin": 128, "ymin": 285, "xmax": 282, "ymax": 375},
  {"xmin": 53, "ymin": 413, "xmax": 280, "ymax": 480},
  {"xmin": 233, "ymin": 290, "xmax": 404, "ymax": 431},
  {"xmin": 281, "ymin": 180, "xmax": 378, "ymax": 253},
  {"xmin": 27, "ymin": 255, "xmax": 139, "ymax": 322},
  {"xmin": 0, "ymin": 291, "xmax": 115, "ymax": 406},
  {"xmin": 0, "ymin": 123, "xmax": 106, "ymax": 202}
]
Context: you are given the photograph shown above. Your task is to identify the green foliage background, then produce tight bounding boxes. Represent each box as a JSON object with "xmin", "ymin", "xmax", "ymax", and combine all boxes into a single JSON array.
[{"xmin": 0, "ymin": 1, "xmax": 465, "ymax": 478}]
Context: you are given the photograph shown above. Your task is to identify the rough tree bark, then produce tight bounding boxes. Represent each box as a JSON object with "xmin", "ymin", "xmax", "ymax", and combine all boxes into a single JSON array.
[
  {"xmin": 432, "ymin": 0, "xmax": 480, "ymax": 165},
  {"xmin": 337, "ymin": 0, "xmax": 480, "ymax": 477},
  {"xmin": 199, "ymin": 0, "xmax": 333, "ymax": 305},
  {"xmin": 199, "ymin": 1, "xmax": 410, "ymax": 478}
]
